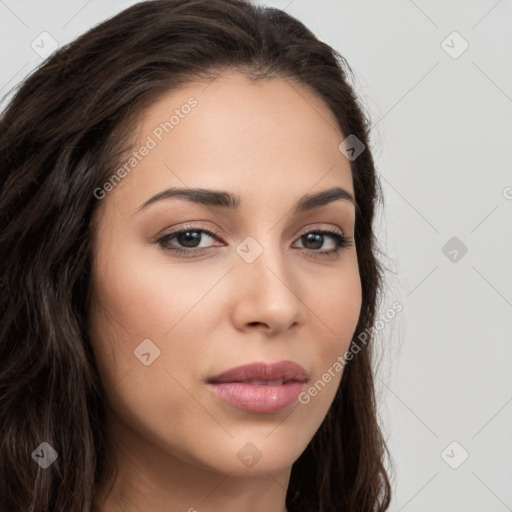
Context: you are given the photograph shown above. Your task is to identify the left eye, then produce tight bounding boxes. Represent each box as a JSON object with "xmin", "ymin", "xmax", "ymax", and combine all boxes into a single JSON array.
[
  {"xmin": 160, "ymin": 228, "xmax": 220, "ymax": 250},
  {"xmin": 157, "ymin": 226, "xmax": 351, "ymax": 257}
]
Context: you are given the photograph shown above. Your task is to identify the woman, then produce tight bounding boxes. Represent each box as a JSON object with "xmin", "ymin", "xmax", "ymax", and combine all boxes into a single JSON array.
[{"xmin": 0, "ymin": 0, "xmax": 393, "ymax": 510}]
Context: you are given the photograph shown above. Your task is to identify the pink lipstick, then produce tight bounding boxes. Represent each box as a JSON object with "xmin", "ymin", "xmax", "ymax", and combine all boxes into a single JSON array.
[{"xmin": 206, "ymin": 360, "xmax": 308, "ymax": 414}]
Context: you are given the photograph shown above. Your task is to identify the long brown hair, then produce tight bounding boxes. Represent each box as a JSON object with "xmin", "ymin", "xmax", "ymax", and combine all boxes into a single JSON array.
[{"xmin": 0, "ymin": 1, "xmax": 392, "ymax": 510}]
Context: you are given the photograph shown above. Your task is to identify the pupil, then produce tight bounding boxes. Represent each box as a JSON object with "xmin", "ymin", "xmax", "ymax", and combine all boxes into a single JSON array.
[
  {"xmin": 305, "ymin": 233, "xmax": 322, "ymax": 250},
  {"xmin": 178, "ymin": 231, "xmax": 201, "ymax": 247}
]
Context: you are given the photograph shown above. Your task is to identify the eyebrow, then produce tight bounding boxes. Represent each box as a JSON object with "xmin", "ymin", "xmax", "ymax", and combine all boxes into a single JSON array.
[{"xmin": 136, "ymin": 185, "xmax": 358, "ymax": 215}]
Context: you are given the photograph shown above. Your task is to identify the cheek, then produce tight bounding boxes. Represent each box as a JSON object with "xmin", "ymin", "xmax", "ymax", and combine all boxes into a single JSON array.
[
  {"xmin": 87, "ymin": 235, "xmax": 226, "ymax": 393},
  {"xmin": 90, "ymin": 238, "xmax": 209, "ymax": 342},
  {"xmin": 312, "ymin": 260, "xmax": 362, "ymax": 351},
  {"xmin": 87, "ymin": 245, "xmax": 216, "ymax": 451},
  {"xmin": 301, "ymin": 260, "xmax": 362, "ymax": 403}
]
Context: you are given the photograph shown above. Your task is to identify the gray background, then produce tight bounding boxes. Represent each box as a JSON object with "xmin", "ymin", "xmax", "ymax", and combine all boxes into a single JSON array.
[{"xmin": 1, "ymin": 1, "xmax": 511, "ymax": 510}]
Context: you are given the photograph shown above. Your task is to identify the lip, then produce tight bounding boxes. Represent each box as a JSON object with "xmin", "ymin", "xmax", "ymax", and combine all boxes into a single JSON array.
[
  {"xmin": 206, "ymin": 360, "xmax": 308, "ymax": 414},
  {"xmin": 207, "ymin": 360, "xmax": 308, "ymax": 384}
]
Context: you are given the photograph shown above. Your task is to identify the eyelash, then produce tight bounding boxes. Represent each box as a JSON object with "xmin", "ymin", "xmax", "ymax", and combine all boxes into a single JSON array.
[{"xmin": 156, "ymin": 223, "xmax": 352, "ymax": 259}]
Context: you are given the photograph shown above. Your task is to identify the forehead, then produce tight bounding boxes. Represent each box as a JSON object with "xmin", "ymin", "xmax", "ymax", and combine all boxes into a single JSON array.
[{"xmin": 101, "ymin": 72, "xmax": 355, "ymax": 216}]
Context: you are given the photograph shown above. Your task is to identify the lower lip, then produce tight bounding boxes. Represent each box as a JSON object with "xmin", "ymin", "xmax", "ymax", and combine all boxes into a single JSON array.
[{"xmin": 206, "ymin": 381, "xmax": 306, "ymax": 413}]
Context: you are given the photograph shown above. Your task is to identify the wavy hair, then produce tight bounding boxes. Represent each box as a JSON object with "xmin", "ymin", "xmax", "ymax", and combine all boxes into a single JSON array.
[{"xmin": 0, "ymin": 0, "xmax": 393, "ymax": 510}]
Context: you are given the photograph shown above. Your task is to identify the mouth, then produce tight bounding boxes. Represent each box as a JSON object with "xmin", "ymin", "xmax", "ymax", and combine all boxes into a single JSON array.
[
  {"xmin": 206, "ymin": 360, "xmax": 308, "ymax": 385},
  {"xmin": 205, "ymin": 360, "xmax": 308, "ymax": 414},
  {"xmin": 237, "ymin": 378, "xmax": 289, "ymax": 386}
]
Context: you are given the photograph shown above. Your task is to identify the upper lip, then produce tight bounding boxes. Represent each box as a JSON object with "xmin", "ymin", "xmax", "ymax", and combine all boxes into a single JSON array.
[{"xmin": 207, "ymin": 360, "xmax": 308, "ymax": 384}]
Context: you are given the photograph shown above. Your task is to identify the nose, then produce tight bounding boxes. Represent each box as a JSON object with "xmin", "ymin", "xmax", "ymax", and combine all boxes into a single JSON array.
[{"xmin": 229, "ymin": 239, "xmax": 305, "ymax": 335}]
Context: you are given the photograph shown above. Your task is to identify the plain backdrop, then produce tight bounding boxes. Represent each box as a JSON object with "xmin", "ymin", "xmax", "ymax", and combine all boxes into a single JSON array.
[{"xmin": 1, "ymin": 1, "xmax": 511, "ymax": 510}]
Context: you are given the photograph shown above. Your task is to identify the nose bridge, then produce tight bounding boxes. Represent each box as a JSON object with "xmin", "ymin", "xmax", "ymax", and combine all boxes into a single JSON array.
[
  {"xmin": 236, "ymin": 227, "xmax": 288, "ymax": 284},
  {"xmin": 232, "ymin": 228, "xmax": 303, "ymax": 325}
]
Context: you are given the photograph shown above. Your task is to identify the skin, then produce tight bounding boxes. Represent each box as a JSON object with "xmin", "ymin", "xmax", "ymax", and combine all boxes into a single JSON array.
[{"xmin": 88, "ymin": 71, "xmax": 362, "ymax": 512}]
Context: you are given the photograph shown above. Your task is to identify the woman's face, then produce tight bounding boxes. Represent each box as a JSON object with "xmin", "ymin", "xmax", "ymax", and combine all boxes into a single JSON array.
[{"xmin": 88, "ymin": 71, "xmax": 362, "ymax": 496}]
